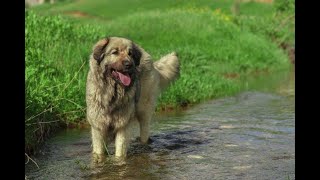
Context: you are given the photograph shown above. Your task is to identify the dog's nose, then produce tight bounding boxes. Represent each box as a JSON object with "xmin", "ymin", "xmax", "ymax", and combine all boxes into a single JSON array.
[{"xmin": 123, "ymin": 60, "xmax": 132, "ymax": 68}]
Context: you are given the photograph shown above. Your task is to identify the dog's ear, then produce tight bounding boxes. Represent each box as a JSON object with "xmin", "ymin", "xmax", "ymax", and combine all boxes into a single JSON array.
[
  {"xmin": 93, "ymin": 38, "xmax": 109, "ymax": 63},
  {"xmin": 132, "ymin": 44, "xmax": 142, "ymax": 66}
]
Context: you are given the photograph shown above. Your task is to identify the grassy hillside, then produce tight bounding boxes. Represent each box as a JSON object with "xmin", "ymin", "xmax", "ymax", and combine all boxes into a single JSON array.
[{"xmin": 25, "ymin": 0, "xmax": 294, "ymax": 154}]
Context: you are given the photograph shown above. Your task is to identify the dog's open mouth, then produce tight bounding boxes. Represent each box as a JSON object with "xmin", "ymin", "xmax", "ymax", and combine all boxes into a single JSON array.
[{"xmin": 111, "ymin": 70, "xmax": 131, "ymax": 86}]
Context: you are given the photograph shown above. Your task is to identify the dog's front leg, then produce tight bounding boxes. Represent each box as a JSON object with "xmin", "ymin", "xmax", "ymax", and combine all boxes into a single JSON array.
[
  {"xmin": 115, "ymin": 126, "xmax": 129, "ymax": 158},
  {"xmin": 91, "ymin": 127, "xmax": 106, "ymax": 163}
]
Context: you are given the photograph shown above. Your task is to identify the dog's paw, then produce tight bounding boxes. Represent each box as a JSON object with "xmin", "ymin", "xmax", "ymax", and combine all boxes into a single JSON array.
[{"xmin": 91, "ymin": 153, "xmax": 106, "ymax": 166}]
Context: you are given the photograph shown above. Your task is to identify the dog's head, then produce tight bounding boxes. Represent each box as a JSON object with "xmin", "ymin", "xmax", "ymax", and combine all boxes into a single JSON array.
[{"xmin": 91, "ymin": 37, "xmax": 142, "ymax": 87}]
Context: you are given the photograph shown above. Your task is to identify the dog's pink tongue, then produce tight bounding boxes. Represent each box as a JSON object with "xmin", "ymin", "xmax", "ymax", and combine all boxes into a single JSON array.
[{"xmin": 117, "ymin": 72, "xmax": 131, "ymax": 86}]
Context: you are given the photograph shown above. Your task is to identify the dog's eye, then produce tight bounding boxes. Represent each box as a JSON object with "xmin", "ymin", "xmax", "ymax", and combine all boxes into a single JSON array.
[
  {"xmin": 111, "ymin": 50, "xmax": 118, "ymax": 55},
  {"xmin": 128, "ymin": 49, "xmax": 132, "ymax": 56}
]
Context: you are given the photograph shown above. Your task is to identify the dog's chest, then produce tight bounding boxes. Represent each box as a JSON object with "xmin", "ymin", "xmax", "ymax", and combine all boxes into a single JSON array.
[{"xmin": 100, "ymin": 82, "xmax": 136, "ymax": 113}]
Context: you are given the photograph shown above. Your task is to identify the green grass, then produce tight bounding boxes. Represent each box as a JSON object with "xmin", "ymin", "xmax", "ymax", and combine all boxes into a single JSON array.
[{"xmin": 25, "ymin": 0, "xmax": 294, "ymax": 154}]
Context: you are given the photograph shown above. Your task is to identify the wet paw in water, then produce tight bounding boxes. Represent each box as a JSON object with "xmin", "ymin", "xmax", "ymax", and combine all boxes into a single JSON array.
[{"xmin": 91, "ymin": 153, "xmax": 107, "ymax": 167}]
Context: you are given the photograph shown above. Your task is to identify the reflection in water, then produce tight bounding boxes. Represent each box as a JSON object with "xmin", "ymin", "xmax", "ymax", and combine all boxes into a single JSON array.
[{"xmin": 25, "ymin": 75, "xmax": 294, "ymax": 180}]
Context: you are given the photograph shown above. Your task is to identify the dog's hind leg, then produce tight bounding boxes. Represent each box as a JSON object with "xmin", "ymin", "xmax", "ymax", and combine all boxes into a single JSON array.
[
  {"xmin": 137, "ymin": 89, "xmax": 157, "ymax": 144},
  {"xmin": 137, "ymin": 112, "xmax": 152, "ymax": 144}
]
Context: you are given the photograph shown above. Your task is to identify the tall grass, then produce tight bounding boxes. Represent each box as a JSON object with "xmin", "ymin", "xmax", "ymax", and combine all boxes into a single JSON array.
[{"xmin": 25, "ymin": 11, "xmax": 105, "ymax": 152}]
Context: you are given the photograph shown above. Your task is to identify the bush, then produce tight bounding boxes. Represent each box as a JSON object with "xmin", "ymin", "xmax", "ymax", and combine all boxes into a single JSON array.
[{"xmin": 274, "ymin": 0, "xmax": 295, "ymax": 13}]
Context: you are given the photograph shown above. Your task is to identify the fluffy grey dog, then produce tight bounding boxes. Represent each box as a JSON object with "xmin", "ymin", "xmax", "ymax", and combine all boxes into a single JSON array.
[{"xmin": 86, "ymin": 37, "xmax": 179, "ymax": 161}]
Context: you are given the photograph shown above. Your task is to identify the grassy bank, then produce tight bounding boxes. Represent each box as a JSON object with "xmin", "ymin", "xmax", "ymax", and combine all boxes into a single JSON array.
[
  {"xmin": 26, "ymin": 0, "xmax": 294, "ymax": 154},
  {"xmin": 25, "ymin": 11, "xmax": 104, "ymax": 153}
]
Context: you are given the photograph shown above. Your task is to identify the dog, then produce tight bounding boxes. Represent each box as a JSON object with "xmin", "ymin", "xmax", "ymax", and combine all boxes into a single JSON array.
[{"xmin": 86, "ymin": 37, "xmax": 179, "ymax": 161}]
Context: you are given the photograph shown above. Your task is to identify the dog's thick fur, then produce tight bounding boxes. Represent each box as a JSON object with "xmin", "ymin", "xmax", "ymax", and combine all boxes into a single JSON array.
[{"xmin": 86, "ymin": 37, "xmax": 179, "ymax": 161}]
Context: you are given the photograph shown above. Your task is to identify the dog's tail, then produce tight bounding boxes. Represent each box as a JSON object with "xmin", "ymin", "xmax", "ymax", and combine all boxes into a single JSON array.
[{"xmin": 153, "ymin": 52, "xmax": 180, "ymax": 90}]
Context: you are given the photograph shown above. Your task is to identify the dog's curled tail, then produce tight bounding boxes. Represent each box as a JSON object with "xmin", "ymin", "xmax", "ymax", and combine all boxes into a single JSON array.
[{"xmin": 153, "ymin": 52, "xmax": 180, "ymax": 90}]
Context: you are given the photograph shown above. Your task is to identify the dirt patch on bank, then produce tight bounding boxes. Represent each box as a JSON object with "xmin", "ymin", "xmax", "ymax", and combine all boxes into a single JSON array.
[
  {"xmin": 64, "ymin": 11, "xmax": 90, "ymax": 18},
  {"xmin": 223, "ymin": 73, "xmax": 240, "ymax": 79},
  {"xmin": 64, "ymin": 11, "xmax": 95, "ymax": 18},
  {"xmin": 63, "ymin": 10, "xmax": 108, "ymax": 21}
]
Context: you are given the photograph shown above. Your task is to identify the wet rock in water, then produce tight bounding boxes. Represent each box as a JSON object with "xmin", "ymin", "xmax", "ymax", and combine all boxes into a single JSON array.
[{"xmin": 187, "ymin": 155, "xmax": 204, "ymax": 159}]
